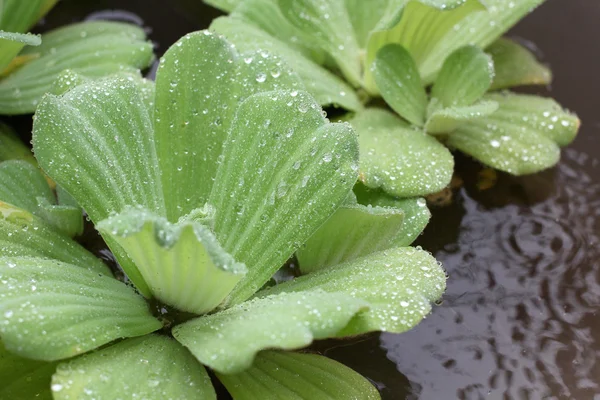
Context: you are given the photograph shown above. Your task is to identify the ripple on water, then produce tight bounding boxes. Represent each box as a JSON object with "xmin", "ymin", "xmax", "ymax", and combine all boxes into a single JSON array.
[{"xmin": 381, "ymin": 149, "xmax": 600, "ymax": 400}]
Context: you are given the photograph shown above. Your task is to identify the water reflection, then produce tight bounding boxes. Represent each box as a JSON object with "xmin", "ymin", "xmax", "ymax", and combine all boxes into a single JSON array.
[{"xmin": 383, "ymin": 149, "xmax": 600, "ymax": 399}]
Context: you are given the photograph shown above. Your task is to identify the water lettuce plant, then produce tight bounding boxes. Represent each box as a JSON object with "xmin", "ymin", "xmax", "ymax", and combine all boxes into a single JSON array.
[
  {"xmin": 0, "ymin": 0, "xmax": 154, "ymax": 115},
  {"xmin": 0, "ymin": 31, "xmax": 446, "ymax": 398},
  {"xmin": 208, "ymin": 0, "xmax": 580, "ymax": 199}
]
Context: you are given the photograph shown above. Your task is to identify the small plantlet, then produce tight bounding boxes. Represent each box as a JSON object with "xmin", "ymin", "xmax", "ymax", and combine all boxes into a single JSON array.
[
  {"xmin": 208, "ymin": 0, "xmax": 580, "ymax": 199},
  {"xmin": 0, "ymin": 31, "xmax": 445, "ymax": 399}
]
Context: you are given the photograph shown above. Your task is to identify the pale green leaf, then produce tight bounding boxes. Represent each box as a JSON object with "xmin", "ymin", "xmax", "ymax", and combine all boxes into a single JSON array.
[
  {"xmin": 51, "ymin": 335, "xmax": 216, "ymax": 400},
  {"xmin": 278, "ymin": 0, "xmax": 362, "ymax": 86},
  {"xmin": 204, "ymin": 0, "xmax": 245, "ymax": 12},
  {"xmin": 0, "ymin": 257, "xmax": 161, "ymax": 361},
  {"xmin": 218, "ymin": 351, "xmax": 380, "ymax": 400},
  {"xmin": 0, "ymin": 0, "xmax": 49, "ymax": 33},
  {"xmin": 210, "ymin": 16, "xmax": 362, "ymax": 111},
  {"xmin": 173, "ymin": 290, "xmax": 367, "ymax": 374},
  {"xmin": 0, "ymin": 122, "xmax": 35, "ymax": 164},
  {"xmin": 431, "ymin": 45, "xmax": 494, "ymax": 107},
  {"xmin": 487, "ymin": 37, "xmax": 552, "ymax": 90},
  {"xmin": 0, "ymin": 21, "xmax": 154, "ymax": 115},
  {"xmin": 448, "ymin": 92, "xmax": 580, "ymax": 174},
  {"xmin": 97, "ymin": 207, "xmax": 246, "ymax": 314},
  {"xmin": 372, "ymin": 44, "xmax": 428, "ymax": 126},
  {"xmin": 419, "ymin": 0, "xmax": 545, "ymax": 81},
  {"xmin": 256, "ymin": 246, "xmax": 446, "ymax": 335},
  {"xmin": 344, "ymin": 0, "xmax": 391, "ymax": 47},
  {"xmin": 352, "ymin": 108, "xmax": 453, "ymax": 197},
  {"xmin": 0, "ymin": 202, "xmax": 110, "ymax": 275},
  {"xmin": 0, "ymin": 31, "xmax": 40, "ymax": 71},
  {"xmin": 0, "ymin": 160, "xmax": 82, "ymax": 237},
  {"xmin": 354, "ymin": 185, "xmax": 431, "ymax": 246},
  {"xmin": 154, "ymin": 30, "xmax": 303, "ymax": 221},
  {"xmin": 364, "ymin": 0, "xmax": 486, "ymax": 91},
  {"xmin": 425, "ymin": 99, "xmax": 498, "ymax": 134},
  {"xmin": 232, "ymin": 0, "xmax": 326, "ymax": 63},
  {"xmin": 296, "ymin": 200, "xmax": 405, "ymax": 274},
  {"xmin": 209, "ymin": 91, "xmax": 359, "ymax": 304},
  {"xmin": 33, "ymin": 75, "xmax": 163, "ymax": 296},
  {"xmin": 0, "ymin": 339, "xmax": 56, "ymax": 400}
]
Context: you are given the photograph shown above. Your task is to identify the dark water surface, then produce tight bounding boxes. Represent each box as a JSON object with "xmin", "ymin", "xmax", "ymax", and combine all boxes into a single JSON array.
[{"xmin": 17, "ymin": 0, "xmax": 600, "ymax": 399}]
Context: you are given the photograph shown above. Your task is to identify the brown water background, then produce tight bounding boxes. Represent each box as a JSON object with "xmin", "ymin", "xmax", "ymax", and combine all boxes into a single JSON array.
[{"xmin": 7, "ymin": 1, "xmax": 600, "ymax": 399}]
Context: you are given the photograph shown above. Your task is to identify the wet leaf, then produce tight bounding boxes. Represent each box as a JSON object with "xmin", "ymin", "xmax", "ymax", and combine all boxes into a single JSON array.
[
  {"xmin": 278, "ymin": 0, "xmax": 361, "ymax": 86},
  {"xmin": 97, "ymin": 207, "xmax": 246, "ymax": 314},
  {"xmin": 209, "ymin": 91, "xmax": 358, "ymax": 304},
  {"xmin": 0, "ymin": 21, "xmax": 154, "ymax": 115},
  {"xmin": 0, "ymin": 122, "xmax": 35, "ymax": 165},
  {"xmin": 154, "ymin": 31, "xmax": 302, "ymax": 221},
  {"xmin": 203, "ymin": 0, "xmax": 245, "ymax": 12},
  {"xmin": 0, "ymin": 257, "xmax": 161, "ymax": 361},
  {"xmin": 296, "ymin": 200, "xmax": 405, "ymax": 274},
  {"xmin": 448, "ymin": 92, "xmax": 580, "ymax": 174},
  {"xmin": 364, "ymin": 0, "xmax": 485, "ymax": 90},
  {"xmin": 0, "ymin": 0, "xmax": 54, "ymax": 33},
  {"xmin": 352, "ymin": 108, "xmax": 453, "ymax": 197},
  {"xmin": 0, "ymin": 339, "xmax": 56, "ymax": 400},
  {"xmin": 487, "ymin": 37, "xmax": 552, "ymax": 90},
  {"xmin": 0, "ymin": 161, "xmax": 82, "ymax": 237},
  {"xmin": 372, "ymin": 44, "xmax": 428, "ymax": 126},
  {"xmin": 0, "ymin": 31, "xmax": 40, "ymax": 71},
  {"xmin": 0, "ymin": 202, "xmax": 110, "ymax": 275},
  {"xmin": 218, "ymin": 351, "xmax": 380, "ymax": 400},
  {"xmin": 51, "ymin": 335, "xmax": 215, "ymax": 400},
  {"xmin": 425, "ymin": 100, "xmax": 498, "ymax": 134},
  {"xmin": 173, "ymin": 290, "xmax": 367, "ymax": 374},
  {"xmin": 344, "ymin": 0, "xmax": 391, "ymax": 47},
  {"xmin": 354, "ymin": 185, "xmax": 431, "ymax": 246},
  {"xmin": 210, "ymin": 16, "xmax": 362, "ymax": 111},
  {"xmin": 33, "ymin": 75, "xmax": 162, "ymax": 296},
  {"xmin": 431, "ymin": 45, "xmax": 494, "ymax": 107},
  {"xmin": 256, "ymin": 246, "xmax": 446, "ymax": 335}
]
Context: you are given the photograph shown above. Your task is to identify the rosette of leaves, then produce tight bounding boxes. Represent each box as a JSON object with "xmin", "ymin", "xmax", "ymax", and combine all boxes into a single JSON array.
[
  {"xmin": 207, "ymin": 0, "xmax": 580, "ymax": 199},
  {"xmin": 0, "ymin": 31, "xmax": 445, "ymax": 399},
  {"xmin": 0, "ymin": 0, "xmax": 154, "ymax": 115}
]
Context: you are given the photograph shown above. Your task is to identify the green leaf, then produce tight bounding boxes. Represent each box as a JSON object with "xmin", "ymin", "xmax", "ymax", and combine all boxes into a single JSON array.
[
  {"xmin": 210, "ymin": 16, "xmax": 362, "ymax": 111},
  {"xmin": 0, "ymin": 257, "xmax": 161, "ymax": 361},
  {"xmin": 0, "ymin": 21, "xmax": 154, "ymax": 115},
  {"xmin": 0, "ymin": 339, "xmax": 56, "ymax": 400},
  {"xmin": 232, "ymin": 0, "xmax": 326, "ymax": 63},
  {"xmin": 448, "ymin": 92, "xmax": 580, "ymax": 174},
  {"xmin": 425, "ymin": 99, "xmax": 498, "ymax": 134},
  {"xmin": 372, "ymin": 44, "xmax": 428, "ymax": 126},
  {"xmin": 97, "ymin": 207, "xmax": 246, "ymax": 314},
  {"xmin": 296, "ymin": 200, "xmax": 405, "ymax": 274},
  {"xmin": 154, "ymin": 30, "xmax": 303, "ymax": 221},
  {"xmin": 431, "ymin": 45, "xmax": 494, "ymax": 107},
  {"xmin": 344, "ymin": 0, "xmax": 392, "ymax": 47},
  {"xmin": 209, "ymin": 91, "xmax": 359, "ymax": 304},
  {"xmin": 351, "ymin": 108, "xmax": 453, "ymax": 197},
  {"xmin": 0, "ymin": 160, "xmax": 82, "ymax": 237},
  {"xmin": 487, "ymin": 37, "xmax": 552, "ymax": 90},
  {"xmin": 218, "ymin": 351, "xmax": 380, "ymax": 400},
  {"xmin": 0, "ymin": 31, "xmax": 40, "ymax": 71},
  {"xmin": 419, "ymin": 0, "xmax": 545, "ymax": 81},
  {"xmin": 33, "ymin": 75, "xmax": 163, "ymax": 296},
  {"xmin": 0, "ymin": 0, "xmax": 50, "ymax": 33},
  {"xmin": 278, "ymin": 0, "xmax": 361, "ymax": 86},
  {"xmin": 0, "ymin": 202, "xmax": 110, "ymax": 276},
  {"xmin": 173, "ymin": 290, "xmax": 367, "ymax": 374},
  {"xmin": 203, "ymin": 0, "xmax": 244, "ymax": 12},
  {"xmin": 354, "ymin": 185, "xmax": 431, "ymax": 246},
  {"xmin": 51, "ymin": 335, "xmax": 216, "ymax": 400},
  {"xmin": 364, "ymin": 0, "xmax": 486, "ymax": 90},
  {"xmin": 0, "ymin": 122, "xmax": 36, "ymax": 164},
  {"xmin": 256, "ymin": 246, "xmax": 446, "ymax": 335}
]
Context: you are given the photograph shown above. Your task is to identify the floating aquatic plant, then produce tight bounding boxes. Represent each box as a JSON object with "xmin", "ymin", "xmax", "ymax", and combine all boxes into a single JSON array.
[
  {"xmin": 208, "ymin": 0, "xmax": 580, "ymax": 199},
  {"xmin": 0, "ymin": 31, "xmax": 445, "ymax": 398},
  {"xmin": 0, "ymin": 0, "xmax": 154, "ymax": 115}
]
